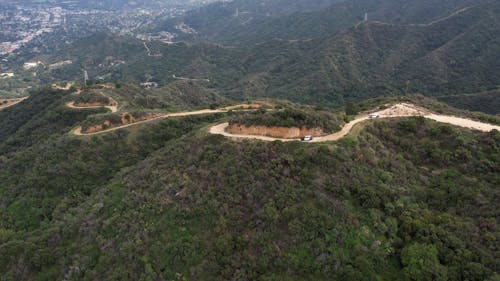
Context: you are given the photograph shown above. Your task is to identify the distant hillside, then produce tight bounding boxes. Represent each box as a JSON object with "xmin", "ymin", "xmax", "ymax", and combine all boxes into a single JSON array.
[
  {"xmin": 18, "ymin": 0, "xmax": 500, "ymax": 111},
  {"xmin": 153, "ymin": 0, "xmax": 485, "ymax": 43},
  {"xmin": 438, "ymin": 90, "xmax": 500, "ymax": 115}
]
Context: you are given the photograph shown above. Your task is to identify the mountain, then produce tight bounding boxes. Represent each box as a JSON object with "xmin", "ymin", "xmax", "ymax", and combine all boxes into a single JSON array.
[
  {"xmin": 1, "ymin": 0, "xmax": 500, "ymax": 279},
  {"xmin": 0, "ymin": 87, "xmax": 499, "ymax": 280},
  {"xmin": 20, "ymin": 0, "xmax": 499, "ymax": 109},
  {"xmin": 153, "ymin": 0, "xmax": 484, "ymax": 43}
]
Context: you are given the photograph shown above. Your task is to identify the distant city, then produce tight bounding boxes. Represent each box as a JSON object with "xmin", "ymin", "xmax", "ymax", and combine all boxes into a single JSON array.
[{"xmin": 0, "ymin": 0, "xmax": 214, "ymax": 56}]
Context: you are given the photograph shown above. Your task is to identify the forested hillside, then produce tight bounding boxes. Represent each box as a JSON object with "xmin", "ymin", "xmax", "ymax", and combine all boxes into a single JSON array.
[
  {"xmin": 438, "ymin": 90, "xmax": 500, "ymax": 115},
  {"xmin": 1, "ymin": 0, "xmax": 499, "ymax": 280},
  {"xmin": 14, "ymin": 0, "xmax": 498, "ymax": 110},
  {"xmin": 154, "ymin": 0, "xmax": 485, "ymax": 43},
  {"xmin": 0, "ymin": 89, "xmax": 498, "ymax": 280}
]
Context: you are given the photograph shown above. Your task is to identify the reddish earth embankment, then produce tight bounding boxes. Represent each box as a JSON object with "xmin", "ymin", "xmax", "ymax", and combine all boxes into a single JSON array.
[
  {"xmin": 82, "ymin": 112, "xmax": 163, "ymax": 134},
  {"xmin": 227, "ymin": 124, "xmax": 323, "ymax": 139}
]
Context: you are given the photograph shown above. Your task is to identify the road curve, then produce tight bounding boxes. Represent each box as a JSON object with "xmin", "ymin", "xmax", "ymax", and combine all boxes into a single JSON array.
[
  {"xmin": 69, "ymin": 103, "xmax": 267, "ymax": 136},
  {"xmin": 68, "ymin": 102, "xmax": 500, "ymax": 138},
  {"xmin": 210, "ymin": 103, "xmax": 500, "ymax": 143},
  {"xmin": 71, "ymin": 108, "xmax": 230, "ymax": 136}
]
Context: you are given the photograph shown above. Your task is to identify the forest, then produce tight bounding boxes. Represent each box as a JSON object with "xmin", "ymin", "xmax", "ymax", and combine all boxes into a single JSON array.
[{"xmin": 0, "ymin": 88, "xmax": 498, "ymax": 280}]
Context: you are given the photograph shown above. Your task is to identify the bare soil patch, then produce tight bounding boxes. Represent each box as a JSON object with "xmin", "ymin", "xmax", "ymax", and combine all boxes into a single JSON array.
[{"xmin": 227, "ymin": 124, "xmax": 323, "ymax": 139}]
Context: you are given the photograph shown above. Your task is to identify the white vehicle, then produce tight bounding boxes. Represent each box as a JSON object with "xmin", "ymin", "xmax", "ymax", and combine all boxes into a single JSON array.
[
  {"xmin": 369, "ymin": 113, "xmax": 380, "ymax": 119},
  {"xmin": 302, "ymin": 135, "xmax": 313, "ymax": 142}
]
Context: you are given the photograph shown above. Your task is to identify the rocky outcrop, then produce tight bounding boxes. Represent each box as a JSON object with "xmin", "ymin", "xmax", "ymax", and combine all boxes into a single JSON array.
[{"xmin": 227, "ymin": 124, "xmax": 323, "ymax": 139}]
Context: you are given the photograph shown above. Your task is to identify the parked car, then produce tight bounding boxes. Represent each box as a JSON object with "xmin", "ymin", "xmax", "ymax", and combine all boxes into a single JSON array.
[
  {"xmin": 301, "ymin": 135, "xmax": 313, "ymax": 141},
  {"xmin": 369, "ymin": 113, "xmax": 380, "ymax": 119}
]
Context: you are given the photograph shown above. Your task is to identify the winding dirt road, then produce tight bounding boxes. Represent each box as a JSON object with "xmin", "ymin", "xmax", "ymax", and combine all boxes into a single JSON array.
[
  {"xmin": 68, "ymin": 102, "xmax": 269, "ymax": 136},
  {"xmin": 70, "ymin": 108, "xmax": 231, "ymax": 136},
  {"xmin": 210, "ymin": 103, "xmax": 500, "ymax": 143},
  {"xmin": 68, "ymin": 102, "xmax": 500, "ymax": 139}
]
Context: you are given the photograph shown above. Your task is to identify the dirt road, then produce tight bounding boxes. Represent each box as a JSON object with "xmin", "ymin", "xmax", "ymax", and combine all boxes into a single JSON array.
[
  {"xmin": 172, "ymin": 74, "xmax": 210, "ymax": 82},
  {"xmin": 426, "ymin": 114, "xmax": 500, "ymax": 132},
  {"xmin": 69, "ymin": 102, "xmax": 500, "ymax": 138},
  {"xmin": 358, "ymin": 6, "xmax": 473, "ymax": 29},
  {"xmin": 210, "ymin": 103, "xmax": 500, "ymax": 143},
  {"xmin": 52, "ymin": 82, "xmax": 74, "ymax": 91},
  {"xmin": 0, "ymin": 97, "xmax": 28, "ymax": 111},
  {"xmin": 71, "ymin": 108, "xmax": 231, "ymax": 136}
]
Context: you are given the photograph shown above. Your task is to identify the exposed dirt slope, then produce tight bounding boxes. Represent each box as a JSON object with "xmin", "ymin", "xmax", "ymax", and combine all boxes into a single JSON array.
[{"xmin": 227, "ymin": 124, "xmax": 323, "ymax": 139}]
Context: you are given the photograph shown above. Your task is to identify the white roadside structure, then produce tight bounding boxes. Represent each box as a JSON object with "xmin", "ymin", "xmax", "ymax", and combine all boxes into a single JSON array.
[
  {"xmin": 23, "ymin": 61, "xmax": 43, "ymax": 70},
  {"xmin": 0, "ymin": 72, "xmax": 14, "ymax": 79}
]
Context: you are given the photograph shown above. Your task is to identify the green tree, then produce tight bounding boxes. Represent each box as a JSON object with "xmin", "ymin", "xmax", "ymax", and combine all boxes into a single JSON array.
[
  {"xmin": 401, "ymin": 243, "xmax": 447, "ymax": 281},
  {"xmin": 345, "ymin": 102, "xmax": 360, "ymax": 116}
]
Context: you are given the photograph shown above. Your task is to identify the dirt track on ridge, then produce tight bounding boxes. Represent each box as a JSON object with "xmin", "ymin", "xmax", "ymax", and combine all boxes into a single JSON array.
[
  {"xmin": 69, "ymin": 103, "xmax": 272, "ymax": 136},
  {"xmin": 71, "ymin": 108, "xmax": 231, "ymax": 136},
  {"xmin": 210, "ymin": 103, "xmax": 500, "ymax": 142},
  {"xmin": 68, "ymin": 102, "xmax": 500, "ymax": 138},
  {"xmin": 0, "ymin": 97, "xmax": 28, "ymax": 111}
]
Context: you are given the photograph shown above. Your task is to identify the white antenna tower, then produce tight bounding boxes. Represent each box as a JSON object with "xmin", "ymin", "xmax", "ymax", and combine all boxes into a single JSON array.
[
  {"xmin": 364, "ymin": 13, "xmax": 368, "ymax": 22},
  {"xmin": 84, "ymin": 70, "xmax": 88, "ymax": 87}
]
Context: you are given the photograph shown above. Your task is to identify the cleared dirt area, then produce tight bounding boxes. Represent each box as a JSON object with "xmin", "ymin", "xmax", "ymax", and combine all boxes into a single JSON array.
[
  {"xmin": 0, "ymin": 97, "xmax": 28, "ymax": 111},
  {"xmin": 210, "ymin": 103, "xmax": 500, "ymax": 143},
  {"xmin": 227, "ymin": 124, "xmax": 323, "ymax": 139},
  {"xmin": 66, "ymin": 101, "xmax": 118, "ymax": 113},
  {"xmin": 52, "ymin": 82, "xmax": 74, "ymax": 91}
]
